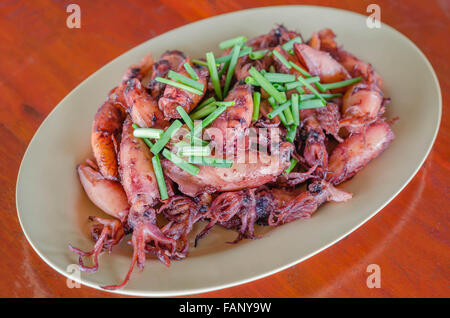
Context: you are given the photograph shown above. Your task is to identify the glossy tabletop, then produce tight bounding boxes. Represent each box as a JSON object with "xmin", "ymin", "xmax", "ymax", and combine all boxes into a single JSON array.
[{"xmin": 1, "ymin": 0, "xmax": 448, "ymax": 297}]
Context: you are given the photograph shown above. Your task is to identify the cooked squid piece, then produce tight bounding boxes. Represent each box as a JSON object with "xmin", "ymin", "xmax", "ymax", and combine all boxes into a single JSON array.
[
  {"xmin": 340, "ymin": 83, "xmax": 385, "ymax": 133},
  {"xmin": 147, "ymin": 50, "xmax": 187, "ymax": 99},
  {"xmin": 266, "ymin": 180, "xmax": 352, "ymax": 226},
  {"xmin": 91, "ymin": 99, "xmax": 127, "ymax": 181},
  {"xmin": 162, "ymin": 142, "xmax": 294, "ymax": 197},
  {"xmin": 69, "ymin": 160, "xmax": 128, "ymax": 273},
  {"xmin": 293, "ymin": 42, "xmax": 351, "ymax": 83},
  {"xmin": 327, "ymin": 120, "xmax": 395, "ymax": 185},
  {"xmin": 158, "ymin": 65, "xmax": 208, "ymax": 119},
  {"xmin": 123, "ymin": 78, "xmax": 169, "ymax": 129},
  {"xmin": 103, "ymin": 119, "xmax": 177, "ymax": 290},
  {"xmin": 122, "ymin": 52, "xmax": 154, "ymax": 85}
]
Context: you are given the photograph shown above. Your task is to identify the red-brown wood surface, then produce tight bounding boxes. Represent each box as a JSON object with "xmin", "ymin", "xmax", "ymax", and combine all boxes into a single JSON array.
[{"xmin": 1, "ymin": 0, "xmax": 448, "ymax": 298}]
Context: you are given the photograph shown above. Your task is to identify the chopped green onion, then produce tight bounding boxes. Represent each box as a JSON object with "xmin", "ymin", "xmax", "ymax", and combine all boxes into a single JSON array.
[
  {"xmin": 269, "ymin": 65, "xmax": 276, "ymax": 73},
  {"xmin": 215, "ymin": 46, "xmax": 252, "ymax": 64},
  {"xmin": 224, "ymin": 45, "xmax": 241, "ymax": 96},
  {"xmin": 296, "ymin": 86, "xmax": 305, "ymax": 94},
  {"xmin": 252, "ymin": 91, "xmax": 261, "ymax": 121},
  {"xmin": 296, "ymin": 76, "xmax": 327, "ymax": 105},
  {"xmin": 162, "ymin": 149, "xmax": 199, "ymax": 176},
  {"xmin": 150, "ymin": 120, "xmax": 182, "ymax": 155},
  {"xmin": 264, "ymin": 72, "xmax": 296, "ymax": 83},
  {"xmin": 187, "ymin": 134, "xmax": 209, "ymax": 146},
  {"xmin": 286, "ymin": 125, "xmax": 297, "ymax": 142},
  {"xmin": 288, "ymin": 61, "xmax": 312, "ymax": 78},
  {"xmin": 267, "ymin": 100, "xmax": 291, "ymax": 119},
  {"xmin": 249, "ymin": 49, "xmax": 268, "ymax": 60},
  {"xmin": 316, "ymin": 76, "xmax": 362, "ymax": 91},
  {"xmin": 268, "ymin": 96, "xmax": 288, "ymax": 127},
  {"xmin": 206, "ymin": 52, "xmax": 222, "ymax": 100},
  {"xmin": 201, "ymin": 105, "xmax": 228, "ymax": 129},
  {"xmin": 198, "ymin": 96, "xmax": 216, "ymax": 108},
  {"xmin": 284, "ymin": 76, "xmax": 320, "ymax": 90},
  {"xmin": 151, "ymin": 155, "xmax": 168, "ymax": 200},
  {"xmin": 173, "ymin": 140, "xmax": 191, "ymax": 149},
  {"xmin": 191, "ymin": 120, "xmax": 202, "ymax": 140},
  {"xmin": 219, "ymin": 36, "xmax": 247, "ymax": 50},
  {"xmin": 273, "ymin": 83, "xmax": 287, "ymax": 91},
  {"xmin": 282, "ymin": 37, "xmax": 302, "ymax": 54},
  {"xmin": 176, "ymin": 106, "xmax": 194, "ymax": 130},
  {"xmin": 291, "ymin": 93, "xmax": 300, "ymax": 126},
  {"xmin": 132, "ymin": 123, "xmax": 154, "ymax": 147},
  {"xmin": 283, "ymin": 104, "xmax": 294, "ymax": 125},
  {"xmin": 248, "ymin": 67, "xmax": 286, "ymax": 104},
  {"xmin": 188, "ymin": 156, "xmax": 233, "ymax": 168},
  {"xmin": 178, "ymin": 146, "xmax": 211, "ymax": 157},
  {"xmin": 190, "ymin": 103, "xmax": 217, "ymax": 120},
  {"xmin": 299, "ymin": 99, "xmax": 326, "ymax": 109},
  {"xmin": 183, "ymin": 62, "xmax": 199, "ymax": 81},
  {"xmin": 215, "ymin": 101, "xmax": 235, "ymax": 107},
  {"xmin": 133, "ymin": 127, "xmax": 164, "ymax": 139},
  {"xmin": 272, "ymin": 50, "xmax": 292, "ymax": 70},
  {"xmin": 154, "ymin": 77, "xmax": 203, "ymax": 95},
  {"xmin": 192, "ymin": 59, "xmax": 208, "ymax": 66},
  {"xmin": 245, "ymin": 76, "xmax": 260, "ymax": 86},
  {"xmin": 300, "ymin": 93, "xmax": 343, "ymax": 101},
  {"xmin": 168, "ymin": 70, "xmax": 204, "ymax": 92},
  {"xmin": 284, "ymin": 157, "xmax": 298, "ymax": 174},
  {"xmin": 217, "ymin": 59, "xmax": 230, "ymax": 78}
]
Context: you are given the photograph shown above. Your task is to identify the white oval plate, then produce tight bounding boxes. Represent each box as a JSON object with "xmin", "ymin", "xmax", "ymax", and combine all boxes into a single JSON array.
[{"xmin": 16, "ymin": 6, "xmax": 441, "ymax": 296}]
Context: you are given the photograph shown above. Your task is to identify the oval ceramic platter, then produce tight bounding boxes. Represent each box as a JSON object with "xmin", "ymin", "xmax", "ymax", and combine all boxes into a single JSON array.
[{"xmin": 16, "ymin": 6, "xmax": 441, "ymax": 296}]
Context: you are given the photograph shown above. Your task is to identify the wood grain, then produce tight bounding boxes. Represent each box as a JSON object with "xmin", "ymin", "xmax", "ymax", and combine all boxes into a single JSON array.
[{"xmin": 0, "ymin": 0, "xmax": 448, "ymax": 297}]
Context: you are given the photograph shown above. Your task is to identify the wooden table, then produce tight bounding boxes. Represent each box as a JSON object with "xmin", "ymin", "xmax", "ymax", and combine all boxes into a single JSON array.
[{"xmin": 1, "ymin": 0, "xmax": 448, "ymax": 298}]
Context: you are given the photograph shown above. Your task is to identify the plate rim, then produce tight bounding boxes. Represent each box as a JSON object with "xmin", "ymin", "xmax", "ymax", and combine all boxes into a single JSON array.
[{"xmin": 15, "ymin": 5, "xmax": 442, "ymax": 297}]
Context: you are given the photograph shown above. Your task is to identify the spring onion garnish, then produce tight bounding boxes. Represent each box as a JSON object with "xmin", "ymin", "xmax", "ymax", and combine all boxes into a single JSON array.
[
  {"xmin": 264, "ymin": 72, "xmax": 296, "ymax": 83},
  {"xmin": 162, "ymin": 149, "xmax": 199, "ymax": 176},
  {"xmin": 268, "ymin": 96, "xmax": 288, "ymax": 127},
  {"xmin": 245, "ymin": 76, "xmax": 260, "ymax": 86},
  {"xmin": 176, "ymin": 106, "xmax": 194, "ymax": 130},
  {"xmin": 299, "ymin": 99, "xmax": 326, "ymax": 109},
  {"xmin": 249, "ymin": 49, "xmax": 268, "ymax": 60},
  {"xmin": 283, "ymin": 104, "xmax": 294, "ymax": 125},
  {"xmin": 187, "ymin": 134, "xmax": 209, "ymax": 146},
  {"xmin": 219, "ymin": 35, "xmax": 247, "ymax": 50},
  {"xmin": 316, "ymin": 76, "xmax": 362, "ymax": 92},
  {"xmin": 150, "ymin": 120, "xmax": 182, "ymax": 155},
  {"xmin": 272, "ymin": 49, "xmax": 292, "ymax": 70},
  {"xmin": 284, "ymin": 76, "xmax": 320, "ymax": 90},
  {"xmin": 151, "ymin": 155, "xmax": 168, "ymax": 200},
  {"xmin": 291, "ymin": 93, "xmax": 300, "ymax": 126},
  {"xmin": 252, "ymin": 91, "xmax": 261, "ymax": 121},
  {"xmin": 273, "ymin": 83, "xmax": 287, "ymax": 92},
  {"xmin": 154, "ymin": 77, "xmax": 203, "ymax": 95},
  {"xmin": 177, "ymin": 146, "xmax": 211, "ymax": 157},
  {"xmin": 248, "ymin": 67, "xmax": 287, "ymax": 104},
  {"xmin": 183, "ymin": 62, "xmax": 199, "ymax": 81},
  {"xmin": 201, "ymin": 105, "xmax": 228, "ymax": 129},
  {"xmin": 296, "ymin": 76, "xmax": 327, "ymax": 105},
  {"xmin": 132, "ymin": 127, "xmax": 164, "ymax": 139},
  {"xmin": 267, "ymin": 101, "xmax": 291, "ymax": 119},
  {"xmin": 282, "ymin": 37, "xmax": 302, "ymax": 54},
  {"xmin": 296, "ymin": 86, "xmax": 305, "ymax": 94},
  {"xmin": 269, "ymin": 65, "xmax": 276, "ymax": 73},
  {"xmin": 132, "ymin": 123, "xmax": 154, "ymax": 147},
  {"xmin": 215, "ymin": 101, "xmax": 235, "ymax": 107},
  {"xmin": 288, "ymin": 61, "xmax": 311, "ymax": 78},
  {"xmin": 217, "ymin": 60, "xmax": 229, "ymax": 79},
  {"xmin": 206, "ymin": 52, "xmax": 222, "ymax": 100},
  {"xmin": 194, "ymin": 97, "xmax": 216, "ymax": 112},
  {"xmin": 224, "ymin": 45, "xmax": 241, "ymax": 96},
  {"xmin": 300, "ymin": 93, "xmax": 342, "ymax": 101},
  {"xmin": 215, "ymin": 46, "xmax": 252, "ymax": 64},
  {"xmin": 188, "ymin": 156, "xmax": 233, "ymax": 168},
  {"xmin": 190, "ymin": 103, "xmax": 217, "ymax": 120},
  {"xmin": 167, "ymin": 70, "xmax": 204, "ymax": 92},
  {"xmin": 192, "ymin": 59, "xmax": 208, "ymax": 66},
  {"xmin": 286, "ymin": 125, "xmax": 297, "ymax": 143},
  {"xmin": 284, "ymin": 157, "xmax": 298, "ymax": 174}
]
